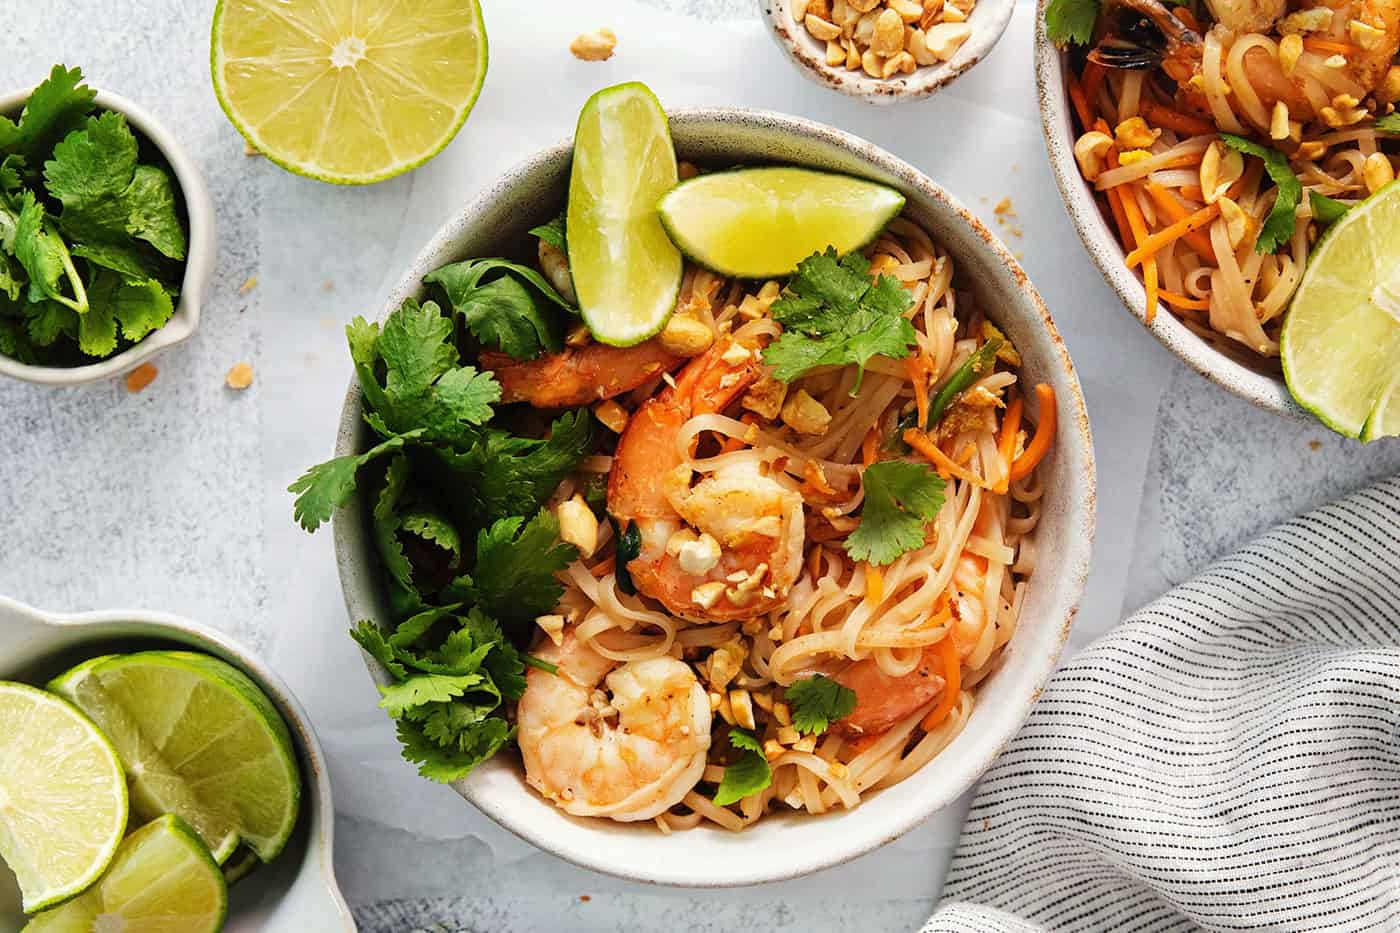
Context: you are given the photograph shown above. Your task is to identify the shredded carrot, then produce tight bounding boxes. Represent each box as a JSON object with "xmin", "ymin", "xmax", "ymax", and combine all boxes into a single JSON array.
[
  {"xmin": 1303, "ymin": 37, "xmax": 1354, "ymax": 56},
  {"xmin": 1140, "ymin": 101, "xmax": 1217, "ymax": 139},
  {"xmin": 954, "ymin": 441, "xmax": 976, "ymax": 466},
  {"xmin": 864, "ymin": 563, "xmax": 884, "ymax": 605},
  {"xmin": 921, "ymin": 634, "xmax": 962, "ymax": 732},
  {"xmin": 1143, "ymin": 183, "xmax": 1216, "ymax": 262},
  {"xmin": 1158, "ymin": 289, "xmax": 1210, "ymax": 311},
  {"xmin": 1009, "ymin": 384, "xmax": 1057, "ymax": 483},
  {"xmin": 807, "ymin": 545, "xmax": 823, "ymax": 581},
  {"xmin": 906, "ymin": 355, "xmax": 930, "ymax": 432},
  {"xmin": 1123, "ymin": 202, "xmax": 1221, "ymax": 269},
  {"xmin": 1179, "ymin": 185, "xmax": 1205, "ymax": 201},
  {"xmin": 1095, "ymin": 119, "xmax": 1137, "ymax": 252},
  {"xmin": 1082, "ymin": 61, "xmax": 1107, "ymax": 111},
  {"xmin": 1115, "ymin": 174, "xmax": 1157, "ymax": 321},
  {"xmin": 861, "ymin": 427, "xmax": 879, "ymax": 468},
  {"xmin": 994, "ymin": 396, "xmax": 1023, "ymax": 494},
  {"xmin": 1067, "ymin": 70, "xmax": 1094, "ymax": 132},
  {"xmin": 904, "ymin": 429, "xmax": 990, "ymax": 488},
  {"xmin": 589, "ymin": 556, "xmax": 617, "ymax": 578},
  {"xmin": 1143, "ymin": 255, "xmax": 1160, "ymax": 324}
]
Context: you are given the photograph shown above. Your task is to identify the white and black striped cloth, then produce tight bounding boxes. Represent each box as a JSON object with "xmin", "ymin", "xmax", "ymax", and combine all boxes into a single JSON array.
[{"xmin": 925, "ymin": 475, "xmax": 1400, "ymax": 932}]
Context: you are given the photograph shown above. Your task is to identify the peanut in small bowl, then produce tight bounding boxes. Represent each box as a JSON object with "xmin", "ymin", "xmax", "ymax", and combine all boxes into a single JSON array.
[{"xmin": 758, "ymin": 0, "xmax": 1015, "ymax": 104}]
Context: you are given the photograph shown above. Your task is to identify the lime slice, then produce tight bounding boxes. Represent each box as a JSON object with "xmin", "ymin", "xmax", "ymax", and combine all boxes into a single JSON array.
[
  {"xmin": 50, "ymin": 651, "xmax": 301, "ymax": 863},
  {"xmin": 0, "ymin": 682, "xmax": 127, "ymax": 913},
  {"xmin": 658, "ymin": 167, "xmax": 906, "ymax": 278},
  {"xmin": 211, "ymin": 0, "xmax": 488, "ymax": 184},
  {"xmin": 220, "ymin": 846, "xmax": 260, "ymax": 886},
  {"xmin": 1282, "ymin": 179, "xmax": 1400, "ymax": 439},
  {"xmin": 1362, "ymin": 372, "xmax": 1399, "ymax": 442},
  {"xmin": 567, "ymin": 82, "xmax": 683, "ymax": 347},
  {"xmin": 22, "ymin": 815, "xmax": 227, "ymax": 933}
]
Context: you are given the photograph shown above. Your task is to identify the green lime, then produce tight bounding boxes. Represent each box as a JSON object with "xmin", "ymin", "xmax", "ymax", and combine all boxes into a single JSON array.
[
  {"xmin": 211, "ymin": 0, "xmax": 488, "ymax": 184},
  {"xmin": 567, "ymin": 82, "xmax": 683, "ymax": 347},
  {"xmin": 22, "ymin": 815, "xmax": 228, "ymax": 933},
  {"xmin": 1282, "ymin": 179, "xmax": 1400, "ymax": 440},
  {"xmin": 49, "ymin": 651, "xmax": 301, "ymax": 863},
  {"xmin": 220, "ymin": 846, "xmax": 260, "ymax": 886},
  {"xmin": 0, "ymin": 682, "xmax": 127, "ymax": 913},
  {"xmin": 658, "ymin": 167, "xmax": 906, "ymax": 278}
]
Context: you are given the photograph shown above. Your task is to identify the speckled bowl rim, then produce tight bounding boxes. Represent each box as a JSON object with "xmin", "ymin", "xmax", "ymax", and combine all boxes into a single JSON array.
[
  {"xmin": 0, "ymin": 86, "xmax": 215, "ymax": 386},
  {"xmin": 757, "ymin": 0, "xmax": 1016, "ymax": 104},
  {"xmin": 1032, "ymin": 12, "xmax": 1307, "ymax": 418},
  {"xmin": 332, "ymin": 107, "xmax": 1097, "ymax": 887}
]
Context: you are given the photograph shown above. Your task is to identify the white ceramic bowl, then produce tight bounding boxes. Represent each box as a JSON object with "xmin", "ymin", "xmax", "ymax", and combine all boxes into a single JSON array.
[
  {"xmin": 758, "ymin": 0, "xmax": 1015, "ymax": 104},
  {"xmin": 333, "ymin": 108, "xmax": 1096, "ymax": 887},
  {"xmin": 0, "ymin": 86, "xmax": 215, "ymax": 386},
  {"xmin": 0, "ymin": 596, "xmax": 353, "ymax": 933},
  {"xmin": 1032, "ymin": 14, "xmax": 1304, "ymax": 417}
]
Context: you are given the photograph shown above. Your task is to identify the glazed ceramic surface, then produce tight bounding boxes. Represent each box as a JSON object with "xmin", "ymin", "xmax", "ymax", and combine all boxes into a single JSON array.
[
  {"xmin": 333, "ymin": 108, "xmax": 1097, "ymax": 887},
  {"xmin": 0, "ymin": 87, "xmax": 215, "ymax": 387},
  {"xmin": 0, "ymin": 597, "xmax": 353, "ymax": 933},
  {"xmin": 757, "ymin": 0, "xmax": 1016, "ymax": 104},
  {"xmin": 1032, "ymin": 11, "xmax": 1305, "ymax": 418}
]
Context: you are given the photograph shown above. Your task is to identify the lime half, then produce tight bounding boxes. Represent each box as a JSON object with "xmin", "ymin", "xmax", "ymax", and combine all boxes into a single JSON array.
[
  {"xmin": 1282, "ymin": 179, "xmax": 1400, "ymax": 440},
  {"xmin": 658, "ymin": 167, "xmax": 906, "ymax": 278},
  {"xmin": 50, "ymin": 651, "xmax": 302, "ymax": 863},
  {"xmin": 568, "ymin": 82, "xmax": 682, "ymax": 347},
  {"xmin": 23, "ymin": 815, "xmax": 228, "ymax": 933},
  {"xmin": 0, "ymin": 682, "xmax": 127, "ymax": 913},
  {"xmin": 211, "ymin": 0, "xmax": 488, "ymax": 184}
]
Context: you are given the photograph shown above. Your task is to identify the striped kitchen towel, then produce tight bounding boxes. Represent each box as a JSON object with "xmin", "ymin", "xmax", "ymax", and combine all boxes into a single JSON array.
[{"xmin": 925, "ymin": 475, "xmax": 1400, "ymax": 932}]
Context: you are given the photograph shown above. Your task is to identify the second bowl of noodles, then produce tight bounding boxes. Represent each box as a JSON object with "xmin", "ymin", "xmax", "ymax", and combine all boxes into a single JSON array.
[{"xmin": 331, "ymin": 108, "xmax": 1096, "ymax": 886}]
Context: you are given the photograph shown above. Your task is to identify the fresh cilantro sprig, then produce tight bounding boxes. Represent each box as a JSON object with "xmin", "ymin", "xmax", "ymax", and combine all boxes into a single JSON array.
[
  {"xmin": 763, "ymin": 248, "xmax": 918, "ymax": 392},
  {"xmin": 845, "ymin": 460, "xmax": 946, "ymax": 566},
  {"xmin": 786, "ymin": 674, "xmax": 858, "ymax": 735},
  {"xmin": 425, "ymin": 257, "xmax": 575, "ymax": 361},
  {"xmin": 1218, "ymin": 134, "xmax": 1302, "ymax": 254},
  {"xmin": 1044, "ymin": 0, "xmax": 1099, "ymax": 45},
  {"xmin": 1375, "ymin": 114, "xmax": 1400, "ymax": 134},
  {"xmin": 0, "ymin": 65, "xmax": 187, "ymax": 365},
  {"xmin": 1309, "ymin": 191, "xmax": 1351, "ymax": 227},
  {"xmin": 714, "ymin": 729, "xmax": 772, "ymax": 806},
  {"xmin": 529, "ymin": 211, "xmax": 567, "ymax": 254}
]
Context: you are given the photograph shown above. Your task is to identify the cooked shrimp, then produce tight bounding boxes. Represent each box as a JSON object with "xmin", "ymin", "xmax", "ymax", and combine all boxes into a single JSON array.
[
  {"xmin": 833, "ymin": 645, "xmax": 946, "ymax": 737},
  {"xmin": 516, "ymin": 627, "xmax": 711, "ymax": 821},
  {"xmin": 537, "ymin": 238, "xmax": 576, "ymax": 305},
  {"xmin": 480, "ymin": 339, "xmax": 681, "ymax": 409},
  {"xmin": 608, "ymin": 335, "xmax": 805, "ymax": 621}
]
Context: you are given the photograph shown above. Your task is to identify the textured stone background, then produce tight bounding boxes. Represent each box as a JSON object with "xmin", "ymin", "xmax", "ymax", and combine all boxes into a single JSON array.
[{"xmin": 1, "ymin": 1, "xmax": 1397, "ymax": 932}]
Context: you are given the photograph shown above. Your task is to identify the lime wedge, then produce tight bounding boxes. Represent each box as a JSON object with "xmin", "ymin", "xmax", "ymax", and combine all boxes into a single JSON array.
[
  {"xmin": 220, "ymin": 846, "xmax": 260, "ymax": 886},
  {"xmin": 211, "ymin": 0, "xmax": 488, "ymax": 184},
  {"xmin": 0, "ymin": 682, "xmax": 127, "ymax": 914},
  {"xmin": 50, "ymin": 651, "xmax": 301, "ymax": 863},
  {"xmin": 567, "ymin": 82, "xmax": 682, "ymax": 347},
  {"xmin": 22, "ymin": 815, "xmax": 227, "ymax": 933},
  {"xmin": 658, "ymin": 167, "xmax": 906, "ymax": 278},
  {"xmin": 1282, "ymin": 179, "xmax": 1400, "ymax": 439}
]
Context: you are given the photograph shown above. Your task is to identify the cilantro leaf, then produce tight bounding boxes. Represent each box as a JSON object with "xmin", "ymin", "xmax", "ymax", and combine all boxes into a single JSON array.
[
  {"xmin": 1045, "ymin": 0, "xmax": 1098, "ymax": 45},
  {"xmin": 121, "ymin": 165, "xmax": 187, "ymax": 261},
  {"xmin": 448, "ymin": 510, "xmax": 577, "ymax": 626},
  {"xmin": 402, "ymin": 509, "xmax": 462, "ymax": 559},
  {"xmin": 1218, "ymin": 134, "xmax": 1302, "ymax": 253},
  {"xmin": 43, "ymin": 111, "xmax": 140, "ymax": 240},
  {"xmin": 529, "ymin": 212, "xmax": 567, "ymax": 254},
  {"xmin": 87, "ymin": 270, "xmax": 173, "ymax": 343},
  {"xmin": 396, "ymin": 716, "xmax": 513, "ymax": 783},
  {"xmin": 425, "ymin": 258, "xmax": 573, "ymax": 361},
  {"xmin": 349, "ymin": 621, "xmax": 409, "ymax": 680},
  {"xmin": 714, "ymin": 729, "xmax": 772, "ymax": 806},
  {"xmin": 77, "ymin": 297, "xmax": 117, "ymax": 357},
  {"xmin": 377, "ymin": 672, "xmax": 484, "ymax": 718},
  {"xmin": 13, "ymin": 190, "xmax": 85, "ymax": 312},
  {"xmin": 0, "ymin": 65, "xmax": 96, "ymax": 165},
  {"xmin": 289, "ymin": 431, "xmax": 419, "ymax": 532},
  {"xmin": 25, "ymin": 299, "xmax": 76, "ymax": 346},
  {"xmin": 1309, "ymin": 191, "xmax": 1350, "ymax": 227},
  {"xmin": 845, "ymin": 460, "xmax": 946, "ymax": 565},
  {"xmin": 786, "ymin": 674, "xmax": 858, "ymax": 735},
  {"xmin": 1375, "ymin": 114, "xmax": 1400, "ymax": 134},
  {"xmin": 762, "ymin": 248, "xmax": 917, "ymax": 391}
]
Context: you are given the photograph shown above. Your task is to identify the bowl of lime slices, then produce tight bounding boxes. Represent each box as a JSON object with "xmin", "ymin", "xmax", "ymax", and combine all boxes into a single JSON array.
[{"xmin": 0, "ymin": 596, "xmax": 352, "ymax": 933}]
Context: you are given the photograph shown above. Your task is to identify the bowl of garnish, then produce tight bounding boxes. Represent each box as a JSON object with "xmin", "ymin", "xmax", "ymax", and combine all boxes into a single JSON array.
[
  {"xmin": 758, "ymin": 0, "xmax": 1017, "ymax": 103},
  {"xmin": 0, "ymin": 65, "xmax": 214, "ymax": 386},
  {"xmin": 1036, "ymin": 0, "xmax": 1400, "ymax": 440},
  {"xmin": 297, "ymin": 84, "xmax": 1095, "ymax": 886},
  {"xmin": 0, "ymin": 596, "xmax": 352, "ymax": 933}
]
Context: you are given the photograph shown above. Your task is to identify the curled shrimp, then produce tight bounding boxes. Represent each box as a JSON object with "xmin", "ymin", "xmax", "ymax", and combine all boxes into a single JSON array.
[
  {"xmin": 481, "ymin": 339, "xmax": 681, "ymax": 409},
  {"xmin": 833, "ymin": 644, "xmax": 946, "ymax": 737},
  {"xmin": 608, "ymin": 335, "xmax": 806, "ymax": 621},
  {"xmin": 516, "ymin": 627, "xmax": 711, "ymax": 821}
]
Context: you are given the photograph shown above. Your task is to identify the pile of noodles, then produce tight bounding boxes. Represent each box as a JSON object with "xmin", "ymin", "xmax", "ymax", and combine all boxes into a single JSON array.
[
  {"xmin": 541, "ymin": 217, "xmax": 1045, "ymax": 833},
  {"xmin": 1067, "ymin": 0, "xmax": 1398, "ymax": 364}
]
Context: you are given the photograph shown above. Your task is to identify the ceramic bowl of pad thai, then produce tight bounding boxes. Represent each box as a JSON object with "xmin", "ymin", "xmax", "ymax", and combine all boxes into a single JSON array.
[
  {"xmin": 1035, "ymin": 0, "xmax": 1400, "ymax": 420},
  {"xmin": 331, "ymin": 107, "xmax": 1095, "ymax": 886}
]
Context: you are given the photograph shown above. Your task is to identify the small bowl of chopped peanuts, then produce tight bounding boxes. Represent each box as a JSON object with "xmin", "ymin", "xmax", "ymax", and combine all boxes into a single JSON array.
[{"xmin": 758, "ymin": 0, "xmax": 1016, "ymax": 103}]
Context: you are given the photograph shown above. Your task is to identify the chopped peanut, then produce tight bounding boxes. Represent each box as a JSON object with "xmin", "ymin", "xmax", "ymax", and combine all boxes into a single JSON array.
[
  {"xmin": 1350, "ymin": 18, "xmax": 1385, "ymax": 49},
  {"xmin": 1380, "ymin": 66, "xmax": 1400, "ymax": 104},
  {"xmin": 1363, "ymin": 152, "xmax": 1395, "ymax": 195},
  {"xmin": 594, "ymin": 399, "xmax": 629, "ymax": 433},
  {"xmin": 225, "ymin": 362, "xmax": 254, "ymax": 390},
  {"xmin": 557, "ymin": 494, "xmax": 600, "ymax": 557},
  {"xmin": 677, "ymin": 533, "xmax": 722, "ymax": 575},
  {"xmin": 1217, "ymin": 197, "xmax": 1250, "ymax": 250},
  {"xmin": 781, "ymin": 389, "xmax": 832, "ymax": 435},
  {"xmin": 1296, "ymin": 140, "xmax": 1327, "ymax": 161},
  {"xmin": 1073, "ymin": 131, "xmax": 1113, "ymax": 182},
  {"xmin": 742, "ymin": 375, "xmax": 789, "ymax": 420},
  {"xmin": 125, "ymin": 363, "xmax": 158, "ymax": 393},
  {"xmin": 923, "ymin": 21, "xmax": 970, "ymax": 57},
  {"xmin": 803, "ymin": 0, "xmax": 973, "ymax": 75},
  {"xmin": 570, "ymin": 28, "xmax": 617, "ymax": 61},
  {"xmin": 658, "ymin": 315, "xmax": 714, "ymax": 356},
  {"xmin": 692, "ymin": 581, "xmax": 727, "ymax": 611},
  {"xmin": 1278, "ymin": 34, "xmax": 1303, "ymax": 76},
  {"xmin": 1113, "ymin": 116, "xmax": 1159, "ymax": 150},
  {"xmin": 536, "ymin": 614, "xmax": 566, "ymax": 646},
  {"xmin": 1269, "ymin": 101, "xmax": 1291, "ymax": 140},
  {"xmin": 1116, "ymin": 149, "xmax": 1153, "ymax": 165}
]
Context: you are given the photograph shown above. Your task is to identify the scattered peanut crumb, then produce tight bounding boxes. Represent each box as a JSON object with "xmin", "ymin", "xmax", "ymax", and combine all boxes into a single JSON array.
[
  {"xmin": 243, "ymin": 140, "xmax": 260, "ymax": 157},
  {"xmin": 322, "ymin": 280, "xmax": 334, "ymax": 292},
  {"xmin": 570, "ymin": 28, "xmax": 617, "ymax": 61},
  {"xmin": 1308, "ymin": 440, "xmax": 1322, "ymax": 451},
  {"xmin": 1008, "ymin": 226, "xmax": 1024, "ymax": 237},
  {"xmin": 993, "ymin": 197, "xmax": 1014, "ymax": 215},
  {"xmin": 239, "ymin": 276, "xmax": 258, "ymax": 294},
  {"xmin": 125, "ymin": 363, "xmax": 158, "ymax": 393},
  {"xmin": 579, "ymin": 895, "xmax": 592, "ymax": 903},
  {"xmin": 225, "ymin": 362, "xmax": 254, "ymax": 390}
]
